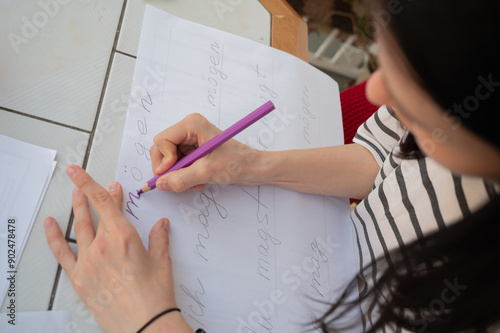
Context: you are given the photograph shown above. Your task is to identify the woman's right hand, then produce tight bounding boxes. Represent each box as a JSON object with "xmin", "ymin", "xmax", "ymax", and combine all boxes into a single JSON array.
[{"xmin": 150, "ymin": 113, "xmax": 263, "ymax": 192}]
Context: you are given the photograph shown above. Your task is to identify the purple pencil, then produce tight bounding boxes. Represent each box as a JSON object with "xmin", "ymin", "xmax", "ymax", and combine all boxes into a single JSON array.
[{"xmin": 138, "ymin": 100, "xmax": 275, "ymax": 195}]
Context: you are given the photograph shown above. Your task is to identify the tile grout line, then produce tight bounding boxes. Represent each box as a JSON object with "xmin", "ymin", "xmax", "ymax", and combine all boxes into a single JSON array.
[
  {"xmin": 78, "ymin": 0, "xmax": 130, "ymax": 174},
  {"xmin": 47, "ymin": 0, "xmax": 129, "ymax": 311},
  {"xmin": 0, "ymin": 106, "xmax": 91, "ymax": 134},
  {"xmin": 115, "ymin": 49, "xmax": 137, "ymax": 59}
]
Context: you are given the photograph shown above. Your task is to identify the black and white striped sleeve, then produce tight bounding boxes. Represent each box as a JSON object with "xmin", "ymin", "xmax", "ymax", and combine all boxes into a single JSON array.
[{"xmin": 353, "ymin": 105, "xmax": 407, "ymax": 166}]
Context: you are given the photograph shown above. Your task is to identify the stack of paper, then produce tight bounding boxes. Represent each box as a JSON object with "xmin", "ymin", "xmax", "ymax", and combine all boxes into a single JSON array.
[
  {"xmin": 0, "ymin": 310, "xmax": 72, "ymax": 332},
  {"xmin": 0, "ymin": 134, "xmax": 57, "ymax": 301}
]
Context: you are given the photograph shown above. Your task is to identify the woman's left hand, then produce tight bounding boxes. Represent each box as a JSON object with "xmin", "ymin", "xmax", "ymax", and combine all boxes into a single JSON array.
[{"xmin": 44, "ymin": 165, "xmax": 192, "ymax": 333}]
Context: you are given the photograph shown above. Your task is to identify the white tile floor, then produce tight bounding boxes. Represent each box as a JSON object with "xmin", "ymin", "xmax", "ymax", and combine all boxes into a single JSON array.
[
  {"xmin": 0, "ymin": 0, "xmax": 124, "ymax": 131},
  {"xmin": 0, "ymin": 1, "xmax": 271, "ymax": 331}
]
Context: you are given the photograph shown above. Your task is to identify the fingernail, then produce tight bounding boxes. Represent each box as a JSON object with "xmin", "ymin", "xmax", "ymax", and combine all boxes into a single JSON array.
[
  {"xmin": 72, "ymin": 187, "xmax": 82, "ymax": 198},
  {"xmin": 109, "ymin": 182, "xmax": 118, "ymax": 191},
  {"xmin": 66, "ymin": 166, "xmax": 78, "ymax": 179},
  {"xmin": 157, "ymin": 180, "xmax": 171, "ymax": 192},
  {"xmin": 155, "ymin": 160, "xmax": 168, "ymax": 175},
  {"xmin": 44, "ymin": 217, "xmax": 55, "ymax": 229},
  {"xmin": 155, "ymin": 165, "xmax": 163, "ymax": 175},
  {"xmin": 163, "ymin": 219, "xmax": 170, "ymax": 233}
]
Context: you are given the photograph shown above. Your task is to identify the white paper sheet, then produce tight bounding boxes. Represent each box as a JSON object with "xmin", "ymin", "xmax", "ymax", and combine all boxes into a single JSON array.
[
  {"xmin": 0, "ymin": 310, "xmax": 71, "ymax": 333},
  {"xmin": 115, "ymin": 6, "xmax": 361, "ymax": 332},
  {"xmin": 0, "ymin": 135, "xmax": 57, "ymax": 304}
]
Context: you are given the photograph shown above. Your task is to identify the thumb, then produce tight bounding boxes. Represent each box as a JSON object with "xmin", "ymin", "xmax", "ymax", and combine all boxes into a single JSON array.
[{"xmin": 148, "ymin": 218, "xmax": 170, "ymax": 258}]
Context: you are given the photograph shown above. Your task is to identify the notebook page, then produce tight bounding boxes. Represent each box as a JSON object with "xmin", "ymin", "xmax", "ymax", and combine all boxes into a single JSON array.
[{"xmin": 115, "ymin": 6, "xmax": 361, "ymax": 332}]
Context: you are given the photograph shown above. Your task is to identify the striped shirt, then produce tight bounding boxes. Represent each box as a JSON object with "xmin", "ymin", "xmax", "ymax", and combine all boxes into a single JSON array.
[{"xmin": 351, "ymin": 105, "xmax": 498, "ymax": 332}]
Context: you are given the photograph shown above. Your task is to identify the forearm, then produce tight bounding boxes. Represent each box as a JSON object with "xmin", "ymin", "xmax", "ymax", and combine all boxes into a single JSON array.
[{"xmin": 246, "ymin": 143, "xmax": 379, "ymax": 199}]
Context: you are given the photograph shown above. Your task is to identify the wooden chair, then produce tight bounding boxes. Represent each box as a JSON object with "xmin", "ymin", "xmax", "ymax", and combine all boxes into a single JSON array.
[{"xmin": 258, "ymin": 0, "xmax": 309, "ymax": 62}]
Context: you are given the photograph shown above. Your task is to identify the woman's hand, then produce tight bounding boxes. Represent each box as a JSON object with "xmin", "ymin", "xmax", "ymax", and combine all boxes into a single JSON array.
[
  {"xmin": 150, "ymin": 113, "xmax": 379, "ymax": 198},
  {"xmin": 150, "ymin": 113, "xmax": 262, "ymax": 192},
  {"xmin": 44, "ymin": 165, "xmax": 193, "ymax": 333}
]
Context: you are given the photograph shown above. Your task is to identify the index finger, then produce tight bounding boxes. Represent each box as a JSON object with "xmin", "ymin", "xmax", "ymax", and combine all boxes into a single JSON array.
[
  {"xmin": 152, "ymin": 113, "xmax": 219, "ymax": 174},
  {"xmin": 66, "ymin": 165, "xmax": 122, "ymax": 228}
]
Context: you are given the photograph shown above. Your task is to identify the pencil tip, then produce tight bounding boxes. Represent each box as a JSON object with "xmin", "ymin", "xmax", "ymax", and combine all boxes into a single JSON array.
[{"xmin": 137, "ymin": 189, "xmax": 143, "ymax": 197}]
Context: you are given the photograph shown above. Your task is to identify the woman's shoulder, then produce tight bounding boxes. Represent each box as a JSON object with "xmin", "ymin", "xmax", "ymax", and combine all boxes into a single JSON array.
[{"xmin": 354, "ymin": 105, "xmax": 408, "ymax": 166}]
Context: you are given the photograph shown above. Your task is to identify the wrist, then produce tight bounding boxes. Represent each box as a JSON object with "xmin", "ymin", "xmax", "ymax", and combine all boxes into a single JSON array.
[
  {"xmin": 242, "ymin": 150, "xmax": 278, "ymax": 186},
  {"xmin": 142, "ymin": 310, "xmax": 193, "ymax": 333}
]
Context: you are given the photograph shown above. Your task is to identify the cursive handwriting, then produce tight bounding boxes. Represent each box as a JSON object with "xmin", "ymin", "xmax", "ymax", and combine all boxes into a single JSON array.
[
  {"xmin": 134, "ymin": 142, "xmax": 151, "ymax": 161},
  {"xmin": 180, "ymin": 278, "xmax": 206, "ymax": 327},
  {"xmin": 242, "ymin": 186, "xmax": 281, "ymax": 282},
  {"xmin": 197, "ymin": 187, "xmax": 229, "ymax": 219},
  {"xmin": 253, "ymin": 63, "xmax": 279, "ymax": 105},
  {"xmin": 193, "ymin": 187, "xmax": 228, "ymax": 262},
  {"xmin": 125, "ymin": 191, "xmax": 141, "ymax": 220},
  {"xmin": 205, "ymin": 41, "xmax": 227, "ymax": 109},
  {"xmin": 300, "ymin": 85, "xmax": 315, "ymax": 144},
  {"xmin": 123, "ymin": 90, "xmax": 154, "ymax": 220},
  {"xmin": 139, "ymin": 91, "xmax": 152, "ymax": 113},
  {"xmin": 309, "ymin": 237, "xmax": 329, "ymax": 297}
]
